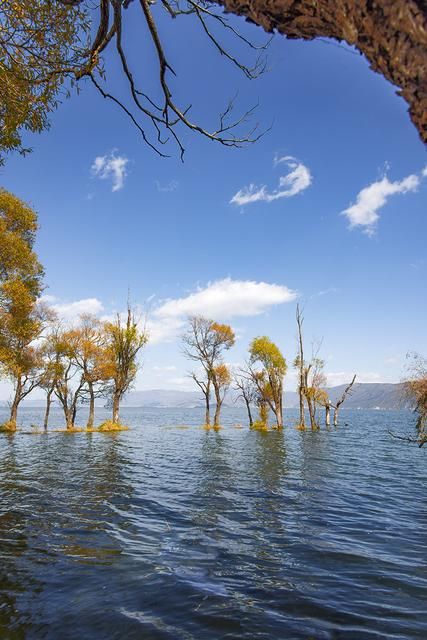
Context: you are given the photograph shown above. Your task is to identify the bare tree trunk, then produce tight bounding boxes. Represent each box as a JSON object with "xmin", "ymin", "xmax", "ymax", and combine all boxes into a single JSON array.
[
  {"xmin": 87, "ymin": 382, "xmax": 95, "ymax": 429},
  {"xmin": 214, "ymin": 402, "xmax": 221, "ymax": 426},
  {"xmin": 244, "ymin": 398, "xmax": 253, "ymax": 427},
  {"xmin": 9, "ymin": 377, "xmax": 22, "ymax": 430},
  {"xmin": 274, "ymin": 398, "xmax": 283, "ymax": 429},
  {"xmin": 333, "ymin": 406, "xmax": 339, "ymax": 427},
  {"xmin": 307, "ymin": 397, "xmax": 317, "ymax": 430},
  {"xmin": 72, "ymin": 402, "xmax": 77, "ymax": 427},
  {"xmin": 65, "ymin": 406, "xmax": 74, "ymax": 430},
  {"xmin": 333, "ymin": 374, "xmax": 357, "ymax": 426},
  {"xmin": 44, "ymin": 388, "xmax": 53, "ymax": 431},
  {"xmin": 112, "ymin": 392, "xmax": 120, "ymax": 424},
  {"xmin": 113, "ymin": 391, "xmax": 120, "ymax": 424},
  {"xmin": 213, "ymin": 383, "xmax": 222, "ymax": 427},
  {"xmin": 204, "ymin": 393, "xmax": 210, "ymax": 426},
  {"xmin": 296, "ymin": 304, "xmax": 305, "ymax": 428},
  {"xmin": 325, "ymin": 402, "xmax": 331, "ymax": 427}
]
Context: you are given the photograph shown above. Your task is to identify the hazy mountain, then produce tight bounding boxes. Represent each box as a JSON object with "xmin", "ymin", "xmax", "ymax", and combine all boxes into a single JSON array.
[{"xmin": 9, "ymin": 382, "xmax": 411, "ymax": 410}]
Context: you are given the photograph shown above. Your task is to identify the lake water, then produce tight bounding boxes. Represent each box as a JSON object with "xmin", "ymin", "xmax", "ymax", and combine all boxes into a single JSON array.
[{"xmin": 0, "ymin": 407, "xmax": 426, "ymax": 639}]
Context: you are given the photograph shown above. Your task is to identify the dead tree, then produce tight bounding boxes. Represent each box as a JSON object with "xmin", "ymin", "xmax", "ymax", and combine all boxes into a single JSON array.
[
  {"xmin": 295, "ymin": 304, "xmax": 305, "ymax": 428},
  {"xmin": 331, "ymin": 374, "xmax": 357, "ymax": 426},
  {"xmin": 234, "ymin": 371, "xmax": 258, "ymax": 427},
  {"xmin": 191, "ymin": 373, "xmax": 211, "ymax": 426}
]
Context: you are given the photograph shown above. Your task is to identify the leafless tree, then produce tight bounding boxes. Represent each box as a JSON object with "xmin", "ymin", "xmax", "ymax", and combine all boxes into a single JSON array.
[
  {"xmin": 234, "ymin": 369, "xmax": 258, "ymax": 427},
  {"xmin": 330, "ymin": 374, "xmax": 357, "ymax": 426}
]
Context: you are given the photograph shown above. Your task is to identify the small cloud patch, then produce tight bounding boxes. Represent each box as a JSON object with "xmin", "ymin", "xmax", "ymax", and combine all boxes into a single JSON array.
[{"xmin": 91, "ymin": 150, "xmax": 129, "ymax": 192}]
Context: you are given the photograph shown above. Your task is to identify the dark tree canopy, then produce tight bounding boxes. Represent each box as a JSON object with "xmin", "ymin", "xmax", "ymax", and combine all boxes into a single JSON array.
[
  {"xmin": 218, "ymin": 0, "xmax": 427, "ymax": 143},
  {"xmin": 0, "ymin": 0, "xmax": 425, "ymax": 165}
]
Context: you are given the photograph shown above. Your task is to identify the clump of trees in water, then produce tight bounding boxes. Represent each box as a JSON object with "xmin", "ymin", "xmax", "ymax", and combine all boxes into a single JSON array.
[
  {"xmin": 3, "ymin": 187, "xmax": 420, "ymax": 441},
  {"xmin": 403, "ymin": 353, "xmax": 427, "ymax": 447},
  {"xmin": 181, "ymin": 310, "xmax": 356, "ymax": 431},
  {"xmin": 0, "ymin": 189, "xmax": 147, "ymax": 432},
  {"xmin": 0, "ymin": 187, "xmax": 357, "ymax": 433}
]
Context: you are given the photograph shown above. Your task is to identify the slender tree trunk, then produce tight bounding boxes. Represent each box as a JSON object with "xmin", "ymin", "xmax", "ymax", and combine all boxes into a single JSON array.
[
  {"xmin": 204, "ymin": 393, "xmax": 210, "ymax": 426},
  {"xmin": 307, "ymin": 396, "xmax": 317, "ymax": 430},
  {"xmin": 274, "ymin": 400, "xmax": 283, "ymax": 429},
  {"xmin": 296, "ymin": 304, "xmax": 305, "ymax": 428},
  {"xmin": 9, "ymin": 377, "xmax": 22, "ymax": 430},
  {"xmin": 65, "ymin": 407, "xmax": 74, "ymax": 430},
  {"xmin": 87, "ymin": 383, "xmax": 95, "ymax": 428},
  {"xmin": 213, "ymin": 402, "xmax": 221, "ymax": 426},
  {"xmin": 44, "ymin": 388, "xmax": 53, "ymax": 431},
  {"xmin": 213, "ymin": 383, "xmax": 222, "ymax": 426},
  {"xmin": 245, "ymin": 399, "xmax": 253, "ymax": 427},
  {"xmin": 333, "ymin": 407, "xmax": 339, "ymax": 427},
  {"xmin": 58, "ymin": 396, "xmax": 73, "ymax": 430},
  {"xmin": 112, "ymin": 391, "xmax": 120, "ymax": 424},
  {"xmin": 325, "ymin": 403, "xmax": 331, "ymax": 427}
]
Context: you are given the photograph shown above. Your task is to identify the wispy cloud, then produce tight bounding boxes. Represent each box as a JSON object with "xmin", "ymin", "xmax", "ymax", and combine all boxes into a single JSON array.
[
  {"xmin": 91, "ymin": 150, "xmax": 129, "ymax": 192},
  {"xmin": 40, "ymin": 295, "xmax": 104, "ymax": 321},
  {"xmin": 148, "ymin": 278, "xmax": 297, "ymax": 344},
  {"xmin": 230, "ymin": 155, "xmax": 312, "ymax": 206},
  {"xmin": 155, "ymin": 180, "xmax": 178, "ymax": 192},
  {"xmin": 342, "ymin": 169, "xmax": 423, "ymax": 235}
]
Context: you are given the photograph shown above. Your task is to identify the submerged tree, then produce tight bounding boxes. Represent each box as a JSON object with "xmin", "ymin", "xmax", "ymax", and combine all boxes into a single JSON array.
[
  {"xmin": 38, "ymin": 332, "xmax": 62, "ymax": 431},
  {"xmin": 249, "ymin": 336, "xmax": 286, "ymax": 429},
  {"xmin": 44, "ymin": 328, "xmax": 86, "ymax": 430},
  {"xmin": 295, "ymin": 304, "xmax": 306, "ymax": 428},
  {"xmin": 234, "ymin": 370, "xmax": 258, "ymax": 427},
  {"xmin": 404, "ymin": 353, "xmax": 427, "ymax": 439},
  {"xmin": 69, "ymin": 315, "xmax": 110, "ymax": 428},
  {"xmin": 0, "ymin": 190, "xmax": 45, "ymax": 429},
  {"xmin": 183, "ymin": 317, "xmax": 235, "ymax": 426},
  {"xmin": 103, "ymin": 306, "xmax": 148, "ymax": 424},
  {"xmin": 212, "ymin": 363, "xmax": 232, "ymax": 427}
]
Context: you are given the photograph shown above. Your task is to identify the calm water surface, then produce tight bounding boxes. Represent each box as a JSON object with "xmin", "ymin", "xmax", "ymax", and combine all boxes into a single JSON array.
[{"xmin": 0, "ymin": 407, "xmax": 426, "ymax": 639}]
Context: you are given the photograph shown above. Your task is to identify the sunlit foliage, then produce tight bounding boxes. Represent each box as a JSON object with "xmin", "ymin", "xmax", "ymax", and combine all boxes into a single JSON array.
[
  {"xmin": 103, "ymin": 306, "xmax": 148, "ymax": 424},
  {"xmin": 405, "ymin": 353, "xmax": 427, "ymax": 438},
  {"xmin": 249, "ymin": 336, "xmax": 286, "ymax": 429},
  {"xmin": 0, "ymin": 1, "xmax": 89, "ymax": 164},
  {"xmin": 0, "ymin": 189, "xmax": 45, "ymax": 428},
  {"xmin": 183, "ymin": 316, "xmax": 235, "ymax": 426}
]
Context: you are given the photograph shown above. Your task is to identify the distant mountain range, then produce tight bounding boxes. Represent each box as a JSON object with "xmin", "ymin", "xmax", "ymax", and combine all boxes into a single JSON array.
[
  {"xmin": 123, "ymin": 383, "xmax": 411, "ymax": 410},
  {"xmin": 5, "ymin": 382, "xmax": 411, "ymax": 411}
]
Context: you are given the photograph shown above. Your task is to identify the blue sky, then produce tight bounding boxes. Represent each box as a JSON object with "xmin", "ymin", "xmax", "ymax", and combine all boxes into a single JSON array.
[{"xmin": 0, "ymin": 7, "xmax": 426, "ymax": 398}]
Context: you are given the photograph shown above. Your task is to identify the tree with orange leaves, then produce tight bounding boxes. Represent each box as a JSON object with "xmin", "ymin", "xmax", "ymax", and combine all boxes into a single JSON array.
[
  {"xmin": 0, "ymin": 189, "xmax": 45, "ymax": 430},
  {"xmin": 183, "ymin": 316, "xmax": 235, "ymax": 427}
]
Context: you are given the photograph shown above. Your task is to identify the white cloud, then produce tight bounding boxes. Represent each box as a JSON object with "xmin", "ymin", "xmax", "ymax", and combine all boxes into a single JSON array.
[
  {"xmin": 154, "ymin": 278, "xmax": 297, "ymax": 320},
  {"xmin": 152, "ymin": 365, "xmax": 177, "ymax": 372},
  {"xmin": 91, "ymin": 150, "xmax": 129, "ymax": 192},
  {"xmin": 230, "ymin": 155, "xmax": 312, "ymax": 206},
  {"xmin": 146, "ymin": 278, "xmax": 296, "ymax": 344},
  {"xmin": 45, "ymin": 297, "xmax": 104, "ymax": 322},
  {"xmin": 422, "ymin": 166, "xmax": 427, "ymax": 178},
  {"xmin": 342, "ymin": 172, "xmax": 420, "ymax": 234}
]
